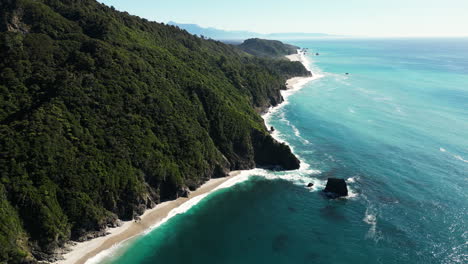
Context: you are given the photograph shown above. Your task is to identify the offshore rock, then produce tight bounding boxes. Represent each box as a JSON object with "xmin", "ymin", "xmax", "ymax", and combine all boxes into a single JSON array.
[{"xmin": 323, "ymin": 178, "xmax": 348, "ymax": 198}]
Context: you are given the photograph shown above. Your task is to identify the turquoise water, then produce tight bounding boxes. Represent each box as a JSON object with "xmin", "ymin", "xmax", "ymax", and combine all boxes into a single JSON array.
[{"xmin": 99, "ymin": 38, "xmax": 468, "ymax": 264}]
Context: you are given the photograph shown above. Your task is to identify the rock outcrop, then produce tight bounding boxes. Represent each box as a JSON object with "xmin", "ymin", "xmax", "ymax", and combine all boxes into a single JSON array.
[
  {"xmin": 323, "ymin": 178, "xmax": 348, "ymax": 198},
  {"xmin": 252, "ymin": 130, "xmax": 300, "ymax": 170}
]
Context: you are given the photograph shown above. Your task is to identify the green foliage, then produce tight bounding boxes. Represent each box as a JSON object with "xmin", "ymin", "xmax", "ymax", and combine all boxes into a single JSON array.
[
  {"xmin": 0, "ymin": 0, "xmax": 309, "ymax": 262},
  {"xmin": 238, "ymin": 38, "xmax": 299, "ymax": 58},
  {"xmin": 0, "ymin": 184, "xmax": 32, "ymax": 264}
]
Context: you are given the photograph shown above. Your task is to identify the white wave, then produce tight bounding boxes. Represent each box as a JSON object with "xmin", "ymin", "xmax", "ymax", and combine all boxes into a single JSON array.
[
  {"xmin": 348, "ymin": 107, "xmax": 355, "ymax": 114},
  {"xmin": 263, "ymin": 51, "xmax": 324, "ymax": 130},
  {"xmin": 291, "ymin": 124, "xmax": 311, "ymax": 144},
  {"xmin": 145, "ymin": 193, "xmax": 208, "ymax": 233},
  {"xmin": 347, "ymin": 177, "xmax": 357, "ymax": 183},
  {"xmin": 304, "ymin": 178, "xmax": 327, "ymax": 192},
  {"xmin": 251, "ymin": 168, "xmax": 320, "ymax": 183},
  {"xmin": 262, "ymin": 50, "xmax": 324, "ymax": 174},
  {"xmin": 363, "ymin": 210, "xmax": 377, "ymax": 225},
  {"xmin": 216, "ymin": 167, "xmax": 323, "ymax": 194},
  {"xmin": 363, "ymin": 207, "xmax": 378, "ymax": 240},
  {"xmin": 346, "ymin": 187, "xmax": 359, "ymax": 199},
  {"xmin": 145, "ymin": 170, "xmax": 257, "ymax": 234},
  {"xmin": 328, "ymin": 177, "xmax": 359, "ymax": 199},
  {"xmin": 270, "ymin": 109, "xmax": 310, "ymax": 145},
  {"xmin": 454, "ymin": 155, "xmax": 468, "ymax": 163},
  {"xmin": 439, "ymin": 147, "xmax": 468, "ymax": 163},
  {"xmin": 86, "ymin": 170, "xmax": 255, "ymax": 264},
  {"xmin": 86, "ymin": 242, "xmax": 129, "ymax": 264}
]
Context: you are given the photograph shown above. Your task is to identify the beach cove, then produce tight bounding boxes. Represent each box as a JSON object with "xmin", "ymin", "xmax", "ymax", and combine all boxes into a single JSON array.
[{"xmin": 57, "ymin": 170, "xmax": 242, "ymax": 264}]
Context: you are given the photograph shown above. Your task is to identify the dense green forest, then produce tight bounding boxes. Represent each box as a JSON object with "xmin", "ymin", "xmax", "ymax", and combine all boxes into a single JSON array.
[
  {"xmin": 0, "ymin": 0, "xmax": 310, "ymax": 262},
  {"xmin": 238, "ymin": 38, "xmax": 299, "ymax": 58}
]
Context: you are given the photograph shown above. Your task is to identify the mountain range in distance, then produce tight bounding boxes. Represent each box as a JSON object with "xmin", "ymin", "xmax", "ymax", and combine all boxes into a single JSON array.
[{"xmin": 168, "ymin": 21, "xmax": 338, "ymax": 41}]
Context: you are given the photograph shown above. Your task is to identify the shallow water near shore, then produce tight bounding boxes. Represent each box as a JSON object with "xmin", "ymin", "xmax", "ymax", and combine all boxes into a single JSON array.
[{"xmin": 97, "ymin": 38, "xmax": 468, "ymax": 264}]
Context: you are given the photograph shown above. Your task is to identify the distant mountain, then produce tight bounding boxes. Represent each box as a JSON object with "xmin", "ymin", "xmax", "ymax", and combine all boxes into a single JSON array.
[
  {"xmin": 267, "ymin": 32, "xmax": 331, "ymax": 38},
  {"xmin": 238, "ymin": 38, "xmax": 299, "ymax": 58},
  {"xmin": 167, "ymin": 22, "xmax": 259, "ymax": 40},
  {"xmin": 168, "ymin": 21, "xmax": 334, "ymax": 40}
]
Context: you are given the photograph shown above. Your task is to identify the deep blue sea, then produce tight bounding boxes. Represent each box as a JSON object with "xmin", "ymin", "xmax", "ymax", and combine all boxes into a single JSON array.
[{"xmin": 94, "ymin": 38, "xmax": 468, "ymax": 264}]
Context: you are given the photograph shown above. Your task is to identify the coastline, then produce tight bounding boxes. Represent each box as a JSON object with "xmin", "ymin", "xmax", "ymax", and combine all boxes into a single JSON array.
[
  {"xmin": 55, "ymin": 170, "xmax": 242, "ymax": 264},
  {"xmin": 263, "ymin": 51, "xmax": 322, "ymax": 145},
  {"xmin": 56, "ymin": 50, "xmax": 315, "ymax": 264},
  {"xmin": 285, "ymin": 52, "xmax": 318, "ymax": 90}
]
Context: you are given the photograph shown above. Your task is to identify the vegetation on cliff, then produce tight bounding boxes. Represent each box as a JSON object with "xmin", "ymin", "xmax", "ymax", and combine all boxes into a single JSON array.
[
  {"xmin": 0, "ymin": 0, "xmax": 310, "ymax": 262},
  {"xmin": 238, "ymin": 38, "xmax": 299, "ymax": 58}
]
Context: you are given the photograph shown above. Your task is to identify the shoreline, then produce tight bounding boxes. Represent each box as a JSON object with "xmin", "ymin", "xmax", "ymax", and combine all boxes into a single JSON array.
[
  {"xmin": 55, "ymin": 170, "xmax": 242, "ymax": 264},
  {"xmin": 285, "ymin": 51, "xmax": 319, "ymax": 90},
  {"xmin": 56, "ymin": 50, "xmax": 316, "ymax": 264},
  {"xmin": 264, "ymin": 51, "xmax": 322, "ymax": 144}
]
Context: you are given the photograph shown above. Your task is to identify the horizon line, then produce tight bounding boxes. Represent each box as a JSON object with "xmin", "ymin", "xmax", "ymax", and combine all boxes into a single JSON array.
[{"xmin": 168, "ymin": 21, "xmax": 468, "ymax": 39}]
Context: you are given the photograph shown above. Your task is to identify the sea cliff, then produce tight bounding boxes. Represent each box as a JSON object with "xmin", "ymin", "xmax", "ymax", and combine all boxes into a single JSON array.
[{"xmin": 0, "ymin": 0, "xmax": 310, "ymax": 262}]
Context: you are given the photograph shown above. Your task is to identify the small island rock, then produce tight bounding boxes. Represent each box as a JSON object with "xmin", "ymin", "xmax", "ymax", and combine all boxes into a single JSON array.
[
  {"xmin": 307, "ymin": 183, "xmax": 314, "ymax": 187},
  {"xmin": 323, "ymin": 178, "xmax": 348, "ymax": 198}
]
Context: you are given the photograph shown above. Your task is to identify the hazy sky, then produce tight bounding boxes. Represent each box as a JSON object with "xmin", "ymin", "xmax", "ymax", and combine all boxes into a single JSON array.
[{"xmin": 99, "ymin": 0, "xmax": 468, "ymax": 37}]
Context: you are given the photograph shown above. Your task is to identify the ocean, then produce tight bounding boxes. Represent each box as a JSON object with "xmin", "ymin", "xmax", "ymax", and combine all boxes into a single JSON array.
[{"xmin": 93, "ymin": 38, "xmax": 468, "ymax": 264}]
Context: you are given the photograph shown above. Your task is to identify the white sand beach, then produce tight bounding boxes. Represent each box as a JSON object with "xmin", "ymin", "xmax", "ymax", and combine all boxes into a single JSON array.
[
  {"xmin": 55, "ymin": 171, "xmax": 241, "ymax": 264},
  {"xmin": 285, "ymin": 52, "xmax": 319, "ymax": 89}
]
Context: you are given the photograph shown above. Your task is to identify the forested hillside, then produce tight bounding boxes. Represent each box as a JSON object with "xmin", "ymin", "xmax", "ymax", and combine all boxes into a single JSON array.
[
  {"xmin": 238, "ymin": 38, "xmax": 299, "ymax": 58},
  {"xmin": 0, "ymin": 0, "xmax": 310, "ymax": 262}
]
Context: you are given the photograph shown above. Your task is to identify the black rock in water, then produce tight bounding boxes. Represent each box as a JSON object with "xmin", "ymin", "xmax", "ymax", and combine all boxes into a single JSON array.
[
  {"xmin": 323, "ymin": 178, "xmax": 348, "ymax": 198},
  {"xmin": 307, "ymin": 183, "xmax": 314, "ymax": 187}
]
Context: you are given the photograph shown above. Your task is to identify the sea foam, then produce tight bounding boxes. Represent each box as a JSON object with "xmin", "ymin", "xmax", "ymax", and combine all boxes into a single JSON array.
[
  {"xmin": 439, "ymin": 147, "xmax": 468, "ymax": 163},
  {"xmin": 263, "ymin": 50, "xmax": 324, "ymax": 173},
  {"xmin": 86, "ymin": 170, "xmax": 255, "ymax": 264}
]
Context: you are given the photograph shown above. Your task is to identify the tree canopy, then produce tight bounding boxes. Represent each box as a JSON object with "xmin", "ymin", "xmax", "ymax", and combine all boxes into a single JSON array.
[{"xmin": 0, "ymin": 0, "xmax": 310, "ymax": 262}]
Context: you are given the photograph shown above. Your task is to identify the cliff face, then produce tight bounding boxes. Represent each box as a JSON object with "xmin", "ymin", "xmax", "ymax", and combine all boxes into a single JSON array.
[
  {"xmin": 0, "ymin": 0, "xmax": 308, "ymax": 262},
  {"xmin": 252, "ymin": 130, "xmax": 300, "ymax": 170}
]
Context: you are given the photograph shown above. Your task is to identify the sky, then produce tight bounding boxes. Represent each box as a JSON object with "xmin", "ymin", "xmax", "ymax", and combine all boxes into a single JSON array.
[{"xmin": 99, "ymin": 0, "xmax": 468, "ymax": 37}]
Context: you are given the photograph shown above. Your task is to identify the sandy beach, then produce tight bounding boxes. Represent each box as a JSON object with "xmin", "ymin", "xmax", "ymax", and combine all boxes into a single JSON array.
[
  {"xmin": 285, "ymin": 52, "xmax": 316, "ymax": 89},
  {"xmin": 55, "ymin": 50, "xmax": 313, "ymax": 264},
  {"xmin": 286, "ymin": 76, "xmax": 308, "ymax": 89},
  {"xmin": 55, "ymin": 171, "xmax": 241, "ymax": 264}
]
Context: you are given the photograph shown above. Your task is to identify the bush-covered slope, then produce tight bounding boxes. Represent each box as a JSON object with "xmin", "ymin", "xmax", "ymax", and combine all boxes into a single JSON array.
[
  {"xmin": 0, "ymin": 0, "xmax": 310, "ymax": 262},
  {"xmin": 238, "ymin": 38, "xmax": 299, "ymax": 58}
]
